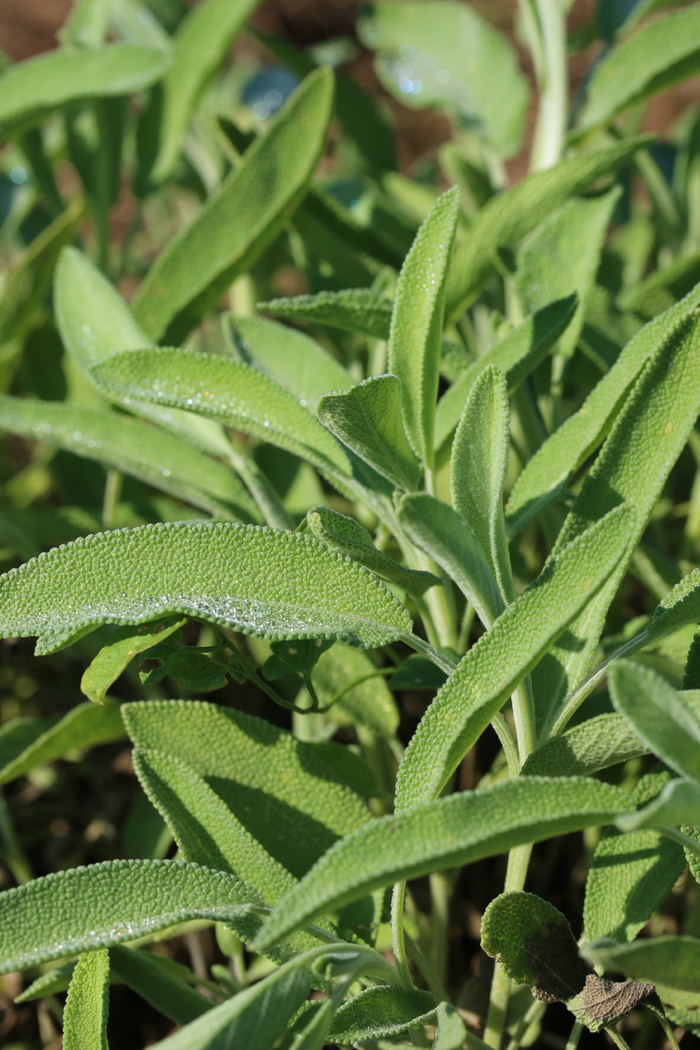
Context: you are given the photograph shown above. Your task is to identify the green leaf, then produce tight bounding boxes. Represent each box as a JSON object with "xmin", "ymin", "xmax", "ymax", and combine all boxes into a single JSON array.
[
  {"xmin": 682, "ymin": 825, "xmax": 700, "ymax": 884},
  {"xmin": 109, "ymin": 945, "xmax": 212, "ymax": 1025},
  {"xmin": 62, "ymin": 949, "xmax": 110, "ymax": 1050},
  {"xmin": 582, "ymin": 936, "xmax": 700, "ymax": 995},
  {"xmin": 388, "ymin": 185, "xmax": 461, "ymax": 467},
  {"xmin": 433, "ymin": 1002, "xmax": 468, "ymax": 1050},
  {"xmin": 0, "ymin": 395, "xmax": 258, "ymax": 521},
  {"xmin": 0, "ymin": 702, "xmax": 125, "ymax": 785},
  {"xmin": 646, "ymin": 567, "xmax": 700, "ymax": 645},
  {"xmin": 359, "ymin": 1, "xmax": 527, "ymax": 159},
  {"xmin": 435, "ymin": 295, "xmax": 577, "ymax": 452},
  {"xmin": 318, "ymin": 375, "xmax": 421, "ymax": 492},
  {"xmin": 132, "ymin": 67, "xmax": 334, "ymax": 343},
  {"xmin": 254, "ymin": 776, "xmax": 632, "ymax": 951},
  {"xmin": 444, "ymin": 136, "xmax": 651, "ymax": 318},
  {"xmin": 396, "ymin": 493, "xmax": 503, "ymax": 628},
  {"xmin": 123, "ymin": 700, "xmax": 370, "ymax": 879},
  {"xmin": 81, "ymin": 618, "xmax": 186, "ymax": 704},
  {"xmin": 450, "ymin": 365, "xmax": 514, "ymax": 603},
  {"xmin": 0, "ymin": 44, "xmax": 170, "ymax": 143},
  {"xmin": 615, "ymin": 778, "xmax": 700, "ymax": 831},
  {"xmin": 16, "ymin": 960, "xmax": 76, "ymax": 1002},
  {"xmin": 306, "ymin": 505, "xmax": 439, "ymax": 596},
  {"xmin": 395, "ymin": 502, "xmax": 634, "ymax": 810},
  {"xmin": 609, "ymin": 661, "xmax": 700, "ymax": 781},
  {"xmin": 151, "ymin": 0, "xmax": 259, "ymax": 182},
  {"xmin": 259, "ymin": 289, "xmax": 393, "ymax": 340},
  {"xmin": 0, "ymin": 522, "xmax": 411, "ymax": 654},
  {"xmin": 578, "ymin": 6, "xmax": 700, "ymax": 133},
  {"xmin": 506, "ymin": 284, "xmax": 700, "ymax": 533},
  {"xmin": 90, "ymin": 348, "xmax": 351, "ymax": 478},
  {"xmin": 304, "ymin": 643, "xmax": 399, "ymax": 738},
  {"xmin": 521, "ymin": 713, "xmax": 647, "ymax": 778},
  {"xmin": 328, "ymin": 987, "xmax": 436, "ymax": 1044},
  {"xmin": 0, "ymin": 859, "xmax": 260, "ymax": 975}
]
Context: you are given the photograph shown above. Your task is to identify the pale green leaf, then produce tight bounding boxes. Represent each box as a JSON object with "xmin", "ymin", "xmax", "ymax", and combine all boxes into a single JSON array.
[
  {"xmin": 395, "ymin": 502, "xmax": 633, "ymax": 810},
  {"xmin": 151, "ymin": 0, "xmax": 259, "ymax": 182},
  {"xmin": 255, "ymin": 777, "xmax": 632, "ymax": 950},
  {"xmin": 397, "ymin": 493, "xmax": 503, "ymax": 628},
  {"xmin": 646, "ymin": 567, "xmax": 700, "ymax": 645},
  {"xmin": 435, "ymin": 295, "xmax": 577, "ymax": 452},
  {"xmin": 81, "ymin": 618, "xmax": 186, "ymax": 704},
  {"xmin": 616, "ymin": 778, "xmax": 700, "ymax": 831},
  {"xmin": 110, "ymin": 945, "xmax": 212, "ymax": 1025},
  {"xmin": 579, "ymin": 6, "xmax": 700, "ymax": 133},
  {"xmin": 582, "ymin": 936, "xmax": 700, "ymax": 995},
  {"xmin": 433, "ymin": 1002, "xmax": 468, "ymax": 1050},
  {"xmin": 259, "ymin": 289, "xmax": 393, "ymax": 340},
  {"xmin": 132, "ymin": 67, "xmax": 334, "ymax": 343},
  {"xmin": 0, "ymin": 859, "xmax": 260, "ymax": 974},
  {"xmin": 63, "ymin": 949, "xmax": 110, "ymax": 1050},
  {"xmin": 506, "ymin": 284, "xmax": 700, "ymax": 532},
  {"xmin": 0, "ymin": 45, "xmax": 170, "ymax": 142},
  {"xmin": 0, "ymin": 522, "xmax": 412, "ymax": 653},
  {"xmin": 16, "ymin": 961, "xmax": 76, "ymax": 1002},
  {"xmin": 328, "ymin": 987, "xmax": 436, "ymax": 1043},
  {"xmin": 318, "ymin": 375, "xmax": 421, "ymax": 491},
  {"xmin": 521, "ymin": 713, "xmax": 646, "ymax": 778},
  {"xmin": 90, "ymin": 348, "xmax": 352, "ymax": 478},
  {"xmin": 306, "ymin": 505, "xmax": 438, "ymax": 596},
  {"xmin": 0, "ymin": 702, "xmax": 125, "ymax": 785},
  {"xmin": 388, "ymin": 185, "xmax": 461, "ymax": 467},
  {"xmin": 450, "ymin": 365, "xmax": 514, "ymax": 603},
  {"xmin": 304, "ymin": 643, "xmax": 399, "ymax": 738},
  {"xmin": 444, "ymin": 137, "xmax": 651, "ymax": 318}
]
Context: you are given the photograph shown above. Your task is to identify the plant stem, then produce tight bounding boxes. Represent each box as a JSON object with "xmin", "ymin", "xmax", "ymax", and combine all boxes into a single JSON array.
[
  {"xmin": 564, "ymin": 1019, "xmax": 584, "ymax": 1050},
  {"xmin": 226, "ymin": 446, "xmax": 292, "ymax": 531},
  {"xmin": 102, "ymin": 468, "xmax": 123, "ymax": 528},
  {"xmin": 605, "ymin": 1026, "xmax": 633, "ymax": 1050},
  {"xmin": 391, "ymin": 881, "xmax": 413, "ymax": 989},
  {"xmin": 525, "ymin": 0, "xmax": 567, "ymax": 172}
]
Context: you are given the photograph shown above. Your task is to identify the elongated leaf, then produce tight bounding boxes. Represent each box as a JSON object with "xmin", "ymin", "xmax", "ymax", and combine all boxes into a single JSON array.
[
  {"xmin": 435, "ymin": 295, "xmax": 577, "ymax": 451},
  {"xmin": 318, "ymin": 375, "xmax": 421, "ymax": 491},
  {"xmin": 0, "ymin": 859, "xmax": 260, "ymax": 974},
  {"xmin": 329, "ymin": 987, "xmax": 436, "ymax": 1044},
  {"xmin": 306, "ymin": 506, "xmax": 438, "ymax": 596},
  {"xmin": 535, "ymin": 309, "xmax": 700, "ymax": 728},
  {"xmin": 579, "ymin": 6, "xmax": 700, "ymax": 133},
  {"xmin": 91, "ymin": 348, "xmax": 351, "ymax": 478},
  {"xmin": 395, "ymin": 503, "xmax": 633, "ymax": 810},
  {"xmin": 616, "ymin": 778, "xmax": 700, "ymax": 831},
  {"xmin": 507, "ymin": 284, "xmax": 700, "ymax": 532},
  {"xmin": 0, "ymin": 45, "xmax": 170, "ymax": 143},
  {"xmin": 444, "ymin": 137, "xmax": 650, "ymax": 318},
  {"xmin": 63, "ymin": 949, "xmax": 110, "ymax": 1050},
  {"xmin": 255, "ymin": 776, "xmax": 632, "ymax": 950},
  {"xmin": 582, "ymin": 936, "xmax": 700, "ymax": 995},
  {"xmin": 450, "ymin": 365, "xmax": 513, "ymax": 603},
  {"xmin": 388, "ymin": 186, "xmax": 461, "ymax": 467},
  {"xmin": 151, "ymin": 0, "xmax": 258, "ymax": 182},
  {"xmin": 132, "ymin": 67, "xmax": 334, "ymax": 342},
  {"xmin": 0, "ymin": 702, "xmax": 124, "ymax": 785},
  {"xmin": 260, "ymin": 289, "xmax": 393, "ymax": 340},
  {"xmin": 609, "ymin": 661, "xmax": 700, "ymax": 781},
  {"xmin": 16, "ymin": 961, "xmax": 76, "ymax": 1002},
  {"xmin": 646, "ymin": 567, "xmax": 700, "ymax": 644},
  {"xmin": 521, "ymin": 713, "xmax": 646, "ymax": 778},
  {"xmin": 230, "ymin": 316, "xmax": 351, "ymax": 407},
  {"xmin": 0, "ymin": 395, "xmax": 258, "ymax": 521},
  {"xmin": 433, "ymin": 1002, "xmax": 468, "ymax": 1050},
  {"xmin": 0, "ymin": 522, "xmax": 411, "ymax": 654},
  {"xmin": 304, "ymin": 643, "xmax": 399, "ymax": 738},
  {"xmin": 110, "ymin": 946, "xmax": 212, "ymax": 1025},
  {"xmin": 81, "ymin": 618, "xmax": 186, "ymax": 704},
  {"xmin": 397, "ymin": 493, "xmax": 503, "ymax": 628}
]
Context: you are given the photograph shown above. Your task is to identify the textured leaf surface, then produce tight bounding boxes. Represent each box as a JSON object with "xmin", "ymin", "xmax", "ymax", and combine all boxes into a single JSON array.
[
  {"xmin": 0, "ymin": 859, "xmax": 259, "ymax": 974},
  {"xmin": 444, "ymin": 137, "xmax": 649, "ymax": 318},
  {"xmin": 62, "ymin": 949, "xmax": 110, "ymax": 1050},
  {"xmin": 0, "ymin": 703, "xmax": 124, "ymax": 785},
  {"xmin": 583, "ymin": 936, "xmax": 700, "ymax": 995},
  {"xmin": 395, "ymin": 503, "xmax": 633, "ymax": 810},
  {"xmin": 521, "ymin": 713, "xmax": 646, "ymax": 778},
  {"xmin": 304, "ymin": 643, "xmax": 399, "ymax": 738},
  {"xmin": 318, "ymin": 375, "xmax": 421, "ymax": 491},
  {"xmin": 0, "ymin": 45, "xmax": 170, "ymax": 142},
  {"xmin": 260, "ymin": 289, "xmax": 393, "ymax": 340},
  {"xmin": 0, "ymin": 522, "xmax": 411, "ymax": 654},
  {"xmin": 615, "ymin": 778, "xmax": 700, "ymax": 831},
  {"xmin": 646, "ymin": 567, "xmax": 700, "ymax": 645},
  {"xmin": 433, "ymin": 1002, "xmax": 468, "ymax": 1050},
  {"xmin": 81, "ymin": 618, "xmax": 186, "ymax": 704},
  {"xmin": 132, "ymin": 68, "xmax": 334, "ymax": 342},
  {"xmin": 450, "ymin": 365, "xmax": 513, "ymax": 602},
  {"xmin": 328, "ymin": 986, "xmax": 436, "ymax": 1043},
  {"xmin": 91, "ymin": 348, "xmax": 351, "ymax": 478},
  {"xmin": 388, "ymin": 186, "xmax": 461, "ymax": 466},
  {"xmin": 255, "ymin": 777, "xmax": 632, "ymax": 950}
]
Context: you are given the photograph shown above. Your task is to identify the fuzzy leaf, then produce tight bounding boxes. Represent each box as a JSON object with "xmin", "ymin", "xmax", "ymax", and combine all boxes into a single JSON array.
[
  {"xmin": 328, "ymin": 987, "xmax": 436, "ymax": 1043},
  {"xmin": 582, "ymin": 936, "xmax": 700, "ymax": 995},
  {"xmin": 81, "ymin": 618, "xmax": 186, "ymax": 704},
  {"xmin": 615, "ymin": 778, "xmax": 700, "ymax": 832},
  {"xmin": 255, "ymin": 777, "xmax": 632, "ymax": 950},
  {"xmin": 132, "ymin": 68, "xmax": 334, "ymax": 342},
  {"xmin": 388, "ymin": 186, "xmax": 461, "ymax": 467},
  {"xmin": 433, "ymin": 1002, "xmax": 468, "ymax": 1050},
  {"xmin": 646, "ymin": 567, "xmax": 700, "ymax": 645},
  {"xmin": 260, "ymin": 289, "xmax": 393, "ymax": 340},
  {"xmin": 450, "ymin": 365, "xmax": 514, "ymax": 603},
  {"xmin": 62, "ymin": 949, "xmax": 110, "ymax": 1050},
  {"xmin": 0, "ymin": 45, "xmax": 170, "ymax": 142},
  {"xmin": 521, "ymin": 713, "xmax": 646, "ymax": 778},
  {"xmin": 395, "ymin": 503, "xmax": 633, "ymax": 810},
  {"xmin": 304, "ymin": 643, "xmax": 399, "ymax": 738}
]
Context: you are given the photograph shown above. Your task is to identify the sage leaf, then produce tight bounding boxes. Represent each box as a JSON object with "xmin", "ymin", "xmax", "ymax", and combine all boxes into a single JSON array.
[
  {"xmin": 132, "ymin": 68, "xmax": 334, "ymax": 343},
  {"xmin": 81, "ymin": 618, "xmax": 186, "ymax": 704},
  {"xmin": 0, "ymin": 45, "xmax": 170, "ymax": 143},
  {"xmin": 0, "ymin": 859, "xmax": 260, "ymax": 974},
  {"xmin": 433, "ymin": 1002, "xmax": 468, "ymax": 1050},
  {"xmin": 328, "ymin": 987, "xmax": 436, "ymax": 1044},
  {"xmin": 615, "ymin": 778, "xmax": 700, "ymax": 832},
  {"xmin": 450, "ymin": 365, "xmax": 514, "ymax": 603},
  {"xmin": 260, "ymin": 289, "xmax": 393, "ymax": 340},
  {"xmin": 395, "ymin": 502, "xmax": 633, "ymax": 811},
  {"xmin": 388, "ymin": 185, "xmax": 461, "ymax": 467},
  {"xmin": 62, "ymin": 949, "xmax": 110, "ymax": 1050},
  {"xmin": 582, "ymin": 936, "xmax": 700, "ymax": 995},
  {"xmin": 646, "ymin": 567, "xmax": 700, "ymax": 645},
  {"xmin": 0, "ymin": 522, "xmax": 412, "ymax": 654},
  {"xmin": 302, "ymin": 643, "xmax": 399, "ymax": 738},
  {"xmin": 16, "ymin": 961, "xmax": 76, "ymax": 1002},
  {"xmin": 110, "ymin": 946, "xmax": 212, "ymax": 1025},
  {"xmin": 255, "ymin": 777, "xmax": 632, "ymax": 951},
  {"xmin": 521, "ymin": 713, "xmax": 646, "ymax": 778}
]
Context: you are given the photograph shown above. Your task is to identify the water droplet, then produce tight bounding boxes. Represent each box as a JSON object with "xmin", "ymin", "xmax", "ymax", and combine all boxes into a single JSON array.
[
  {"xmin": 299, "ymin": 398, "xmax": 307, "ymax": 407},
  {"xmin": 161, "ymin": 468, "xmax": 171, "ymax": 477},
  {"xmin": 263, "ymin": 420, "xmax": 270, "ymax": 428},
  {"xmin": 10, "ymin": 165, "xmax": 27, "ymax": 185}
]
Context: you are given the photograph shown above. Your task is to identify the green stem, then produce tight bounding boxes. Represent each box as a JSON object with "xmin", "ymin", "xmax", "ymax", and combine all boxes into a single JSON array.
[
  {"xmin": 102, "ymin": 468, "xmax": 123, "ymax": 528},
  {"xmin": 660, "ymin": 825, "xmax": 700, "ymax": 860},
  {"xmin": 404, "ymin": 933, "xmax": 451, "ymax": 1004},
  {"xmin": 564, "ymin": 1019, "xmax": 584, "ymax": 1050},
  {"xmin": 505, "ymin": 999, "xmax": 546, "ymax": 1050},
  {"xmin": 492, "ymin": 713, "xmax": 520, "ymax": 777},
  {"xmin": 391, "ymin": 881, "xmax": 413, "ymax": 989},
  {"xmin": 226, "ymin": 446, "xmax": 292, "ymax": 531},
  {"xmin": 526, "ymin": 0, "xmax": 567, "ymax": 172},
  {"xmin": 650, "ymin": 1009, "xmax": 682, "ymax": 1050},
  {"xmin": 604, "ymin": 1026, "xmax": 632, "ymax": 1050},
  {"xmin": 428, "ymin": 869, "xmax": 452, "ymax": 989}
]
